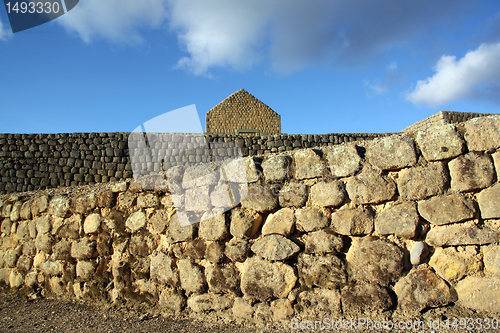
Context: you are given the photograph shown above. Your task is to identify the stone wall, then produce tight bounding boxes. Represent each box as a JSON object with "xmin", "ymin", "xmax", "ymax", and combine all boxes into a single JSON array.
[
  {"xmin": 0, "ymin": 115, "xmax": 499, "ymax": 325},
  {"xmin": 402, "ymin": 110, "xmax": 497, "ymax": 133},
  {"xmin": 0, "ymin": 132, "xmax": 388, "ymax": 194}
]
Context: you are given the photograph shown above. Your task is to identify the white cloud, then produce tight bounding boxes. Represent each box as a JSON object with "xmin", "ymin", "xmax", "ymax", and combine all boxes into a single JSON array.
[
  {"xmin": 406, "ymin": 43, "xmax": 500, "ymax": 107},
  {"xmin": 364, "ymin": 61, "xmax": 404, "ymax": 96},
  {"xmin": 58, "ymin": 0, "xmax": 168, "ymax": 44},
  {"xmin": 55, "ymin": 0, "xmax": 475, "ymax": 74},
  {"xmin": 0, "ymin": 17, "xmax": 11, "ymax": 41}
]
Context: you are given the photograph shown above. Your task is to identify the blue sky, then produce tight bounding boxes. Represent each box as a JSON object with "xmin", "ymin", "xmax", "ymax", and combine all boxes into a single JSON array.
[{"xmin": 1, "ymin": 0, "xmax": 500, "ymax": 135}]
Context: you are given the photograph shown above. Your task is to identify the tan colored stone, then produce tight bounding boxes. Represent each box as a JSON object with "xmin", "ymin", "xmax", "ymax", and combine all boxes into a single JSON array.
[
  {"xmin": 426, "ymin": 222, "xmax": 499, "ymax": 247},
  {"xmin": 324, "ymin": 144, "xmax": 361, "ymax": 178},
  {"xmin": 251, "ymin": 234, "xmax": 300, "ymax": 261},
  {"xmin": 158, "ymin": 288, "xmax": 185, "ymax": 313},
  {"xmin": 484, "ymin": 245, "xmax": 500, "ymax": 276},
  {"xmin": 182, "ymin": 163, "xmax": 218, "ymax": 189},
  {"xmin": 398, "ymin": 162, "xmax": 448, "ymax": 200},
  {"xmin": 278, "ymin": 182, "xmax": 307, "ymax": 207},
  {"xmin": 294, "ymin": 149, "xmax": 325, "ymax": 179},
  {"xmin": 165, "ymin": 213, "xmax": 194, "ymax": 243},
  {"xmin": 125, "ymin": 210, "xmax": 146, "ymax": 232},
  {"xmin": 463, "ymin": 115, "xmax": 500, "ymax": 151},
  {"xmin": 230, "ymin": 208, "xmax": 262, "ymax": 239},
  {"xmin": 295, "ymin": 289, "xmax": 341, "ymax": 318},
  {"xmin": 295, "ymin": 207, "xmax": 330, "ymax": 232},
  {"xmin": 205, "ymin": 264, "xmax": 240, "ymax": 294},
  {"xmin": 232, "ymin": 297, "xmax": 254, "ymax": 320},
  {"xmin": 83, "ymin": 213, "xmax": 102, "ymax": 234},
  {"xmin": 366, "ymin": 135, "xmax": 417, "ymax": 170},
  {"xmin": 76, "ymin": 260, "xmax": 96, "ymax": 281},
  {"xmin": 72, "ymin": 193, "xmax": 96, "ymax": 214},
  {"xmin": 449, "ymin": 152, "xmax": 495, "ymax": 192},
  {"xmin": 341, "ymin": 284, "xmax": 394, "ymax": 315},
  {"xmin": 346, "ymin": 165, "xmax": 396, "ymax": 204},
  {"xmin": 478, "ymin": 183, "xmax": 500, "ymax": 219},
  {"xmin": 262, "ymin": 155, "xmax": 291, "ymax": 182},
  {"xmin": 302, "ymin": 229, "xmax": 343, "ymax": 255},
  {"xmin": 330, "ymin": 207, "xmax": 374, "ymax": 236},
  {"xmin": 309, "ymin": 181, "xmax": 346, "ymax": 207},
  {"xmin": 70, "ymin": 237, "xmax": 96, "ymax": 260},
  {"xmin": 224, "ymin": 238, "xmax": 249, "ymax": 262},
  {"xmin": 374, "ymin": 201, "xmax": 419, "ymax": 238},
  {"xmin": 429, "ymin": 247, "xmax": 482, "ymax": 282},
  {"xmin": 298, "ymin": 253, "xmax": 346, "ymax": 289},
  {"xmin": 240, "ymin": 184, "xmax": 278, "ymax": 212},
  {"xmin": 31, "ymin": 195, "xmax": 49, "ymax": 217},
  {"xmin": 418, "ymin": 194, "xmax": 476, "ymax": 225},
  {"xmin": 262, "ymin": 208, "xmax": 295, "ymax": 236},
  {"xmin": 199, "ymin": 210, "xmax": 228, "ymax": 241},
  {"xmin": 456, "ymin": 276, "xmax": 500, "ymax": 312},
  {"xmin": 271, "ymin": 299, "xmax": 294, "ymax": 322},
  {"xmin": 150, "ymin": 252, "xmax": 178, "ymax": 285},
  {"xmin": 243, "ymin": 157, "xmax": 261, "ymax": 183},
  {"xmin": 416, "ymin": 124, "xmax": 465, "ymax": 161},
  {"xmin": 35, "ymin": 215, "xmax": 51, "ymax": 234},
  {"xmin": 177, "ymin": 259, "xmax": 206, "ymax": 295},
  {"xmin": 187, "ymin": 293, "xmax": 234, "ymax": 312},
  {"xmin": 184, "ymin": 186, "xmax": 211, "ymax": 212}
]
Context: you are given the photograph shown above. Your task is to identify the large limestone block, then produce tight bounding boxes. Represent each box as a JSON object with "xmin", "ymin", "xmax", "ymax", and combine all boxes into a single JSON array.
[
  {"xmin": 35, "ymin": 215, "xmax": 51, "ymax": 234},
  {"xmin": 278, "ymin": 182, "xmax": 307, "ymax": 207},
  {"xmin": 324, "ymin": 144, "xmax": 361, "ymax": 178},
  {"xmin": 456, "ymin": 276, "xmax": 500, "ymax": 312},
  {"xmin": 241, "ymin": 257, "xmax": 296, "ymax": 301},
  {"xmin": 309, "ymin": 181, "xmax": 346, "ymax": 207},
  {"xmin": 58, "ymin": 214, "xmax": 82, "ymax": 239},
  {"xmin": 346, "ymin": 236, "xmax": 404, "ymax": 286},
  {"xmin": 330, "ymin": 207, "xmax": 374, "ymax": 236},
  {"xmin": 429, "ymin": 247, "xmax": 482, "ymax": 282},
  {"xmin": 125, "ymin": 211, "xmax": 146, "ymax": 233},
  {"xmin": 177, "ymin": 259, "xmax": 206, "ymax": 295},
  {"xmin": 48, "ymin": 196, "xmax": 70, "ymax": 218},
  {"xmin": 224, "ymin": 238, "xmax": 250, "ymax": 262},
  {"xmin": 302, "ymin": 229, "xmax": 343, "ymax": 255},
  {"xmin": 150, "ymin": 252, "xmax": 179, "ymax": 285},
  {"xmin": 230, "ymin": 208, "xmax": 262, "ymax": 239},
  {"xmin": 240, "ymin": 184, "xmax": 278, "ymax": 212},
  {"xmin": 251, "ymin": 234, "xmax": 300, "ymax": 261},
  {"xmin": 374, "ymin": 201, "xmax": 419, "ymax": 238},
  {"xmin": 31, "ymin": 195, "xmax": 49, "ymax": 217},
  {"xmin": 232, "ymin": 297, "xmax": 254, "ymax": 320},
  {"xmin": 158, "ymin": 288, "xmax": 186, "ymax": 313},
  {"xmin": 346, "ymin": 165, "xmax": 396, "ymax": 204},
  {"xmin": 83, "ymin": 213, "xmax": 102, "ymax": 234},
  {"xmin": 270, "ymin": 299, "xmax": 294, "ymax": 322},
  {"xmin": 129, "ymin": 232, "xmax": 157, "ymax": 257},
  {"xmin": 70, "ymin": 237, "xmax": 96, "ymax": 260},
  {"xmin": 295, "ymin": 289, "xmax": 341, "ymax": 318},
  {"xmin": 148, "ymin": 209, "xmax": 168, "ymax": 235},
  {"xmin": 449, "ymin": 152, "xmax": 495, "ymax": 192},
  {"xmin": 187, "ymin": 293, "xmax": 234, "ymax": 313},
  {"xmin": 416, "ymin": 124, "xmax": 465, "ymax": 161},
  {"xmin": 205, "ymin": 264, "xmax": 240, "ymax": 294},
  {"xmin": 366, "ymin": 135, "xmax": 417, "ymax": 170},
  {"xmin": 297, "ymin": 253, "xmax": 346, "ymax": 289},
  {"xmin": 71, "ymin": 193, "xmax": 96, "ymax": 215},
  {"xmin": 294, "ymin": 149, "xmax": 325, "ymax": 179},
  {"xmin": 244, "ymin": 157, "xmax": 261, "ymax": 183},
  {"xmin": 464, "ymin": 115, "xmax": 500, "ymax": 151},
  {"xmin": 199, "ymin": 211, "xmax": 228, "ymax": 241},
  {"xmin": 418, "ymin": 194, "xmax": 476, "ymax": 225},
  {"xmin": 76, "ymin": 260, "xmax": 96, "ymax": 281},
  {"xmin": 262, "ymin": 155, "xmax": 291, "ymax": 182},
  {"xmin": 261, "ymin": 208, "xmax": 295, "ymax": 236},
  {"xmin": 394, "ymin": 268, "xmax": 457, "ymax": 312},
  {"xmin": 341, "ymin": 284, "xmax": 394, "ymax": 315},
  {"xmin": 484, "ymin": 245, "xmax": 500, "ymax": 276},
  {"xmin": 398, "ymin": 162, "xmax": 448, "ymax": 200},
  {"xmin": 295, "ymin": 207, "xmax": 330, "ymax": 232},
  {"xmin": 165, "ymin": 213, "xmax": 194, "ymax": 243},
  {"xmin": 426, "ymin": 222, "xmax": 499, "ymax": 247},
  {"xmin": 478, "ymin": 183, "xmax": 500, "ymax": 219}
]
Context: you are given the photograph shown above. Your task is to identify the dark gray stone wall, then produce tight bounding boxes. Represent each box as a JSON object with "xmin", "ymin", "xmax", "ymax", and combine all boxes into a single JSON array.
[{"xmin": 0, "ymin": 132, "xmax": 389, "ymax": 194}]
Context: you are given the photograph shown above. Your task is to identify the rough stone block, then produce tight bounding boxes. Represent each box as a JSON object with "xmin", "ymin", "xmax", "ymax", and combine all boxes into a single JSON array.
[
  {"xmin": 302, "ymin": 229, "xmax": 343, "ymax": 255},
  {"xmin": 240, "ymin": 184, "xmax": 278, "ymax": 212},
  {"xmin": 150, "ymin": 252, "xmax": 178, "ymax": 286},
  {"xmin": 295, "ymin": 207, "xmax": 330, "ymax": 232},
  {"xmin": 366, "ymin": 135, "xmax": 416, "ymax": 170},
  {"xmin": 199, "ymin": 210, "xmax": 228, "ymax": 241},
  {"xmin": 182, "ymin": 163, "xmax": 218, "ymax": 189},
  {"xmin": 224, "ymin": 238, "xmax": 249, "ymax": 262},
  {"xmin": 83, "ymin": 213, "xmax": 101, "ymax": 234},
  {"xmin": 456, "ymin": 276, "xmax": 500, "ymax": 312},
  {"xmin": 177, "ymin": 259, "xmax": 206, "ymax": 296},
  {"xmin": 484, "ymin": 245, "xmax": 500, "ymax": 275},
  {"xmin": 278, "ymin": 182, "xmax": 307, "ymax": 208},
  {"xmin": 297, "ymin": 253, "xmax": 346, "ymax": 289},
  {"xmin": 262, "ymin": 155, "xmax": 291, "ymax": 182},
  {"xmin": 70, "ymin": 237, "xmax": 96, "ymax": 260},
  {"xmin": 418, "ymin": 194, "xmax": 476, "ymax": 225},
  {"xmin": 251, "ymin": 234, "xmax": 300, "ymax": 261},
  {"xmin": 324, "ymin": 144, "xmax": 361, "ymax": 178},
  {"xmin": 341, "ymin": 284, "xmax": 394, "ymax": 315},
  {"xmin": 429, "ymin": 247, "xmax": 482, "ymax": 282},
  {"xmin": 48, "ymin": 196, "xmax": 70, "ymax": 218},
  {"xmin": 187, "ymin": 293, "xmax": 234, "ymax": 312},
  {"xmin": 295, "ymin": 289, "xmax": 341, "ymax": 318},
  {"xmin": 426, "ymin": 221, "xmax": 499, "ymax": 247},
  {"xmin": 262, "ymin": 208, "xmax": 295, "ymax": 236},
  {"xmin": 309, "ymin": 181, "xmax": 346, "ymax": 207},
  {"xmin": 125, "ymin": 211, "xmax": 146, "ymax": 233},
  {"xmin": 398, "ymin": 162, "xmax": 448, "ymax": 200},
  {"xmin": 346, "ymin": 165, "xmax": 396, "ymax": 204},
  {"xmin": 330, "ymin": 207, "xmax": 374, "ymax": 236},
  {"xmin": 184, "ymin": 186, "xmax": 211, "ymax": 212},
  {"xmin": 230, "ymin": 208, "xmax": 262, "ymax": 239},
  {"xmin": 243, "ymin": 157, "xmax": 261, "ymax": 183},
  {"xmin": 416, "ymin": 124, "xmax": 465, "ymax": 161},
  {"xmin": 464, "ymin": 115, "xmax": 500, "ymax": 151},
  {"xmin": 374, "ymin": 201, "xmax": 419, "ymax": 239},
  {"xmin": 294, "ymin": 149, "xmax": 325, "ymax": 179},
  {"xmin": 449, "ymin": 152, "xmax": 495, "ymax": 192},
  {"xmin": 205, "ymin": 264, "xmax": 240, "ymax": 295},
  {"xmin": 76, "ymin": 260, "xmax": 96, "ymax": 281},
  {"xmin": 477, "ymin": 183, "xmax": 500, "ymax": 219}
]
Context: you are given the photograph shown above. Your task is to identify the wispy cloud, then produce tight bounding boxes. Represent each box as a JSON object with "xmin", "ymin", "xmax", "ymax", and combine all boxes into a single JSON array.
[
  {"xmin": 405, "ymin": 43, "xmax": 500, "ymax": 107},
  {"xmin": 0, "ymin": 17, "xmax": 12, "ymax": 41},
  {"xmin": 364, "ymin": 62, "xmax": 404, "ymax": 96}
]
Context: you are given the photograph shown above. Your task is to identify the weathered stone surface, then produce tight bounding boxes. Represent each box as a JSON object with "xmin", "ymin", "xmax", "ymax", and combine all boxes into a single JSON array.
[
  {"xmin": 187, "ymin": 293, "xmax": 234, "ymax": 312},
  {"xmin": 262, "ymin": 208, "xmax": 295, "ymax": 236},
  {"xmin": 4, "ymin": 249, "xmax": 18, "ymax": 268},
  {"xmin": 394, "ymin": 268, "xmax": 457, "ymax": 312},
  {"xmin": 16, "ymin": 254, "xmax": 32, "ymax": 274},
  {"xmin": 426, "ymin": 222, "xmax": 499, "ymax": 247},
  {"xmin": 493, "ymin": 151, "xmax": 500, "ymax": 178},
  {"xmin": 251, "ymin": 234, "xmax": 300, "ymax": 261},
  {"xmin": 129, "ymin": 232, "xmax": 157, "ymax": 257},
  {"xmin": 295, "ymin": 289, "xmax": 341, "ymax": 318},
  {"xmin": 278, "ymin": 182, "xmax": 307, "ymax": 208},
  {"xmin": 35, "ymin": 215, "xmax": 51, "ymax": 234},
  {"xmin": 478, "ymin": 183, "xmax": 500, "ymax": 219},
  {"xmin": 341, "ymin": 284, "xmax": 394, "ymax": 314},
  {"xmin": 449, "ymin": 152, "xmax": 495, "ymax": 192},
  {"xmin": 111, "ymin": 181, "xmax": 128, "ymax": 192},
  {"xmin": 165, "ymin": 213, "xmax": 194, "ymax": 243},
  {"xmin": 52, "ymin": 239, "xmax": 71, "ymax": 261},
  {"xmin": 158, "ymin": 288, "xmax": 186, "ymax": 313},
  {"xmin": 205, "ymin": 241, "xmax": 223, "ymax": 264},
  {"xmin": 240, "ymin": 184, "xmax": 278, "ymax": 212},
  {"xmin": 298, "ymin": 253, "xmax": 346, "ymax": 289},
  {"xmin": 253, "ymin": 302, "xmax": 272, "ymax": 325},
  {"xmin": 35, "ymin": 233, "xmax": 53, "ymax": 253},
  {"xmin": 232, "ymin": 297, "xmax": 254, "ymax": 320},
  {"xmin": 97, "ymin": 190, "xmax": 115, "ymax": 208},
  {"xmin": 295, "ymin": 207, "xmax": 330, "ymax": 232},
  {"xmin": 464, "ymin": 115, "xmax": 500, "ymax": 151},
  {"xmin": 302, "ymin": 229, "xmax": 343, "ymax": 255},
  {"xmin": 83, "ymin": 213, "xmax": 101, "ymax": 234},
  {"xmin": 224, "ymin": 238, "xmax": 249, "ymax": 262},
  {"xmin": 15, "ymin": 221, "xmax": 29, "ymax": 240},
  {"xmin": 416, "ymin": 124, "xmax": 465, "ymax": 161},
  {"xmin": 410, "ymin": 241, "xmax": 428, "ymax": 266},
  {"xmin": 148, "ymin": 209, "xmax": 168, "ymax": 235},
  {"xmin": 230, "ymin": 208, "xmax": 262, "ymax": 239},
  {"xmin": 20, "ymin": 201, "xmax": 32, "ymax": 220},
  {"xmin": 150, "ymin": 252, "xmax": 178, "ymax": 285},
  {"xmin": 398, "ymin": 162, "xmax": 448, "ymax": 200},
  {"xmin": 72, "ymin": 193, "xmax": 96, "ymax": 214},
  {"xmin": 76, "ymin": 260, "xmax": 96, "ymax": 281},
  {"xmin": 177, "ymin": 259, "xmax": 206, "ymax": 295},
  {"xmin": 309, "ymin": 181, "xmax": 346, "ymax": 207},
  {"xmin": 205, "ymin": 264, "xmax": 240, "ymax": 294},
  {"xmin": 244, "ymin": 157, "xmax": 261, "ymax": 183},
  {"xmin": 0, "ymin": 218, "xmax": 11, "ymax": 235},
  {"xmin": 31, "ymin": 195, "xmax": 49, "ymax": 217},
  {"xmin": 199, "ymin": 210, "xmax": 228, "ymax": 241},
  {"xmin": 117, "ymin": 192, "xmax": 136, "ymax": 208},
  {"xmin": 241, "ymin": 257, "xmax": 296, "ymax": 301},
  {"xmin": 48, "ymin": 196, "xmax": 70, "ymax": 218},
  {"xmin": 41, "ymin": 260, "xmax": 63, "ymax": 276},
  {"xmin": 181, "ymin": 239, "xmax": 206, "ymax": 260},
  {"xmin": 58, "ymin": 214, "xmax": 82, "ymax": 239},
  {"xmin": 346, "ymin": 236, "xmax": 404, "ymax": 286},
  {"xmin": 9, "ymin": 270, "xmax": 23, "ymax": 289},
  {"xmin": 330, "ymin": 207, "xmax": 374, "ymax": 236},
  {"xmin": 294, "ymin": 149, "xmax": 325, "ymax": 179},
  {"xmin": 209, "ymin": 184, "xmax": 234, "ymax": 209},
  {"xmin": 70, "ymin": 237, "xmax": 96, "ymax": 260},
  {"xmin": 418, "ymin": 194, "xmax": 476, "ymax": 225},
  {"xmin": 125, "ymin": 211, "xmax": 146, "ymax": 233},
  {"xmin": 346, "ymin": 165, "xmax": 396, "ymax": 204},
  {"xmin": 455, "ymin": 276, "xmax": 500, "ymax": 312},
  {"xmin": 270, "ymin": 299, "xmax": 294, "ymax": 322},
  {"xmin": 429, "ymin": 247, "xmax": 482, "ymax": 282},
  {"xmin": 182, "ymin": 163, "xmax": 217, "ymax": 189},
  {"xmin": 262, "ymin": 155, "xmax": 291, "ymax": 182},
  {"xmin": 9, "ymin": 201, "xmax": 21, "ymax": 222},
  {"xmin": 375, "ymin": 201, "xmax": 419, "ymax": 238},
  {"xmin": 324, "ymin": 144, "xmax": 361, "ymax": 178},
  {"xmin": 184, "ymin": 186, "xmax": 211, "ymax": 212},
  {"xmin": 484, "ymin": 245, "xmax": 500, "ymax": 275},
  {"xmin": 366, "ymin": 135, "xmax": 417, "ymax": 170}
]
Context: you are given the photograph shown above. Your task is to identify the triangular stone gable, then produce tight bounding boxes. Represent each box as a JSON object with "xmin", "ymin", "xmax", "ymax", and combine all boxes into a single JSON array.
[{"xmin": 206, "ymin": 89, "xmax": 281, "ymax": 135}]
